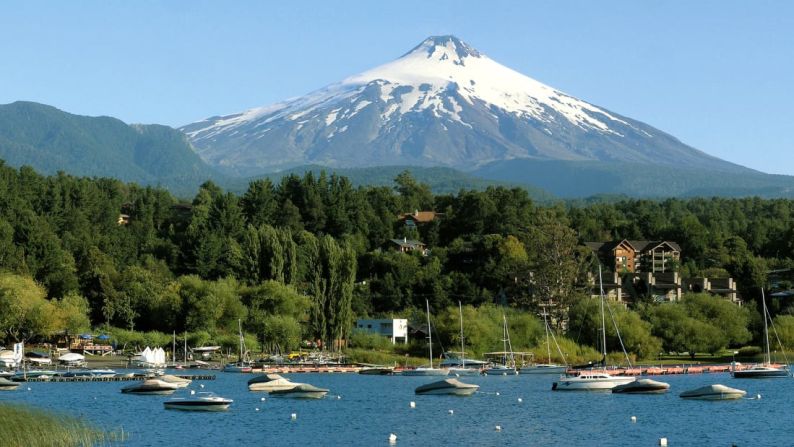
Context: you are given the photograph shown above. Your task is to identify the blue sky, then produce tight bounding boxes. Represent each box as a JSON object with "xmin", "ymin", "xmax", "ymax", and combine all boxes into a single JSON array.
[{"xmin": 1, "ymin": 1, "xmax": 792, "ymax": 174}]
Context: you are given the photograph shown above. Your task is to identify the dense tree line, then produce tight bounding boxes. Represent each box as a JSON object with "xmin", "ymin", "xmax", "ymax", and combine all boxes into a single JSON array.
[{"xmin": 1, "ymin": 161, "xmax": 794, "ymax": 358}]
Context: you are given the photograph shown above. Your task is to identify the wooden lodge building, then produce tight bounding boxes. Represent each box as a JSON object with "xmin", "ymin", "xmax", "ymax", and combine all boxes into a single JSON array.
[{"xmin": 584, "ymin": 240, "xmax": 740, "ymax": 306}]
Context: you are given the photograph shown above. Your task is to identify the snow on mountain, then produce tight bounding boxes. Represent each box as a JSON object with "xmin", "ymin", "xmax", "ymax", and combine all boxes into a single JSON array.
[{"xmin": 181, "ymin": 35, "xmax": 746, "ymax": 176}]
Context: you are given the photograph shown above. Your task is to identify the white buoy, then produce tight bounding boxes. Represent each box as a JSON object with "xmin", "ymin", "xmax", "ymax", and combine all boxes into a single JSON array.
[
  {"xmin": 190, "ymin": 390, "xmax": 195, "ymax": 395},
  {"xmin": 517, "ymin": 398, "xmax": 523, "ymax": 403},
  {"xmin": 495, "ymin": 425, "xmax": 502, "ymax": 432},
  {"xmin": 409, "ymin": 401, "xmax": 416, "ymax": 408},
  {"xmin": 659, "ymin": 438, "xmax": 668, "ymax": 446},
  {"xmin": 336, "ymin": 395, "xmax": 341, "ymax": 400},
  {"xmin": 448, "ymin": 409, "xmax": 454, "ymax": 415},
  {"xmin": 291, "ymin": 413, "xmax": 297, "ymax": 420},
  {"xmin": 260, "ymin": 397, "xmax": 266, "ymax": 402},
  {"xmin": 496, "ymin": 392, "xmax": 500, "ymax": 396},
  {"xmin": 389, "ymin": 433, "xmax": 397, "ymax": 443},
  {"xmin": 199, "ymin": 384, "xmax": 204, "ymax": 389},
  {"xmin": 255, "ymin": 407, "xmax": 260, "ymax": 411},
  {"xmin": 757, "ymin": 394, "xmax": 762, "ymax": 399},
  {"xmin": 631, "ymin": 416, "xmax": 637, "ymax": 423},
  {"xmin": 26, "ymin": 387, "xmax": 31, "ymax": 391}
]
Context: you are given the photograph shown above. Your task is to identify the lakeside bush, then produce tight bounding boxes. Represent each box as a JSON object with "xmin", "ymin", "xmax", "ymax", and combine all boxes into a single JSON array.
[{"xmin": 0, "ymin": 403, "xmax": 120, "ymax": 446}]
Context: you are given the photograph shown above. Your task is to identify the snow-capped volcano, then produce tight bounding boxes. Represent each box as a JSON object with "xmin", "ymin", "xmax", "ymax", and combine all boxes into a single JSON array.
[{"xmin": 181, "ymin": 35, "xmax": 745, "ymax": 175}]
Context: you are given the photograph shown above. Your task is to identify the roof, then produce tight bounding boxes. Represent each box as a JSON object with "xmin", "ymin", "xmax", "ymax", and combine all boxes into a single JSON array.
[
  {"xmin": 398, "ymin": 211, "xmax": 440, "ymax": 223},
  {"xmin": 586, "ymin": 240, "xmax": 681, "ymax": 253}
]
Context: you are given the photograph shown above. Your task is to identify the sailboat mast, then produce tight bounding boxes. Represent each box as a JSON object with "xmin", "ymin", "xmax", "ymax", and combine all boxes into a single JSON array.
[
  {"xmin": 543, "ymin": 312, "xmax": 552, "ymax": 363},
  {"xmin": 426, "ymin": 299, "xmax": 433, "ymax": 369},
  {"xmin": 238, "ymin": 319, "xmax": 244, "ymax": 363},
  {"xmin": 762, "ymin": 289, "xmax": 771, "ymax": 364},
  {"xmin": 598, "ymin": 266, "xmax": 607, "ymax": 359},
  {"xmin": 172, "ymin": 331, "xmax": 176, "ymax": 365},
  {"xmin": 459, "ymin": 301, "xmax": 465, "ymax": 368}
]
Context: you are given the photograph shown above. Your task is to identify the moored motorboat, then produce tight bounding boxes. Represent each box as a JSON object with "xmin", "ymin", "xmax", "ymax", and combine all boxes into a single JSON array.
[
  {"xmin": 0, "ymin": 377, "xmax": 19, "ymax": 390},
  {"xmin": 552, "ymin": 372, "xmax": 635, "ymax": 391},
  {"xmin": 121, "ymin": 378, "xmax": 179, "ymax": 395},
  {"xmin": 247, "ymin": 373, "xmax": 299, "ymax": 392},
  {"xmin": 484, "ymin": 364, "xmax": 518, "ymax": 376},
  {"xmin": 164, "ymin": 392, "xmax": 232, "ymax": 411},
  {"xmin": 679, "ymin": 384, "xmax": 746, "ymax": 400},
  {"xmin": 415, "ymin": 378, "xmax": 479, "ymax": 396},
  {"xmin": 269, "ymin": 383, "xmax": 329, "ymax": 399},
  {"xmin": 612, "ymin": 378, "xmax": 670, "ymax": 394}
]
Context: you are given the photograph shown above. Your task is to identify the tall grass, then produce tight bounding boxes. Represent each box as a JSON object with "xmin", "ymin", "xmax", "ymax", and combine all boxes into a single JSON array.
[{"xmin": 0, "ymin": 403, "xmax": 122, "ymax": 446}]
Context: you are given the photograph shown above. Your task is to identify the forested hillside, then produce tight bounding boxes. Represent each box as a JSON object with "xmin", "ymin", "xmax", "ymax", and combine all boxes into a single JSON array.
[{"xmin": 1, "ymin": 161, "xmax": 794, "ymax": 359}]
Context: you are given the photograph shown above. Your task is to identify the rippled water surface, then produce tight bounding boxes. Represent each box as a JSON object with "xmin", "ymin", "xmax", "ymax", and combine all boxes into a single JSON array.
[{"xmin": 2, "ymin": 371, "xmax": 793, "ymax": 446}]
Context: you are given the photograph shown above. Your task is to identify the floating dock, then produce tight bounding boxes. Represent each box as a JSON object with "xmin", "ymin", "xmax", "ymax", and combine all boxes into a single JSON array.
[{"xmin": 16, "ymin": 374, "xmax": 215, "ymax": 383}]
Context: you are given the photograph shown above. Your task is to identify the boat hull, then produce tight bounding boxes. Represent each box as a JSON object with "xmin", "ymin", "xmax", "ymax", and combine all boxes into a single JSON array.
[
  {"xmin": 415, "ymin": 379, "xmax": 479, "ymax": 396},
  {"xmin": 401, "ymin": 368, "xmax": 449, "ymax": 377},
  {"xmin": 680, "ymin": 384, "xmax": 746, "ymax": 400},
  {"xmin": 484, "ymin": 367, "xmax": 518, "ymax": 376},
  {"xmin": 448, "ymin": 368, "xmax": 481, "ymax": 376},
  {"xmin": 248, "ymin": 379, "xmax": 299, "ymax": 392},
  {"xmin": 164, "ymin": 402, "xmax": 231, "ymax": 411},
  {"xmin": 612, "ymin": 379, "xmax": 670, "ymax": 394},
  {"xmin": 553, "ymin": 376, "xmax": 635, "ymax": 391},
  {"xmin": 269, "ymin": 384, "xmax": 329, "ymax": 399},
  {"xmin": 732, "ymin": 367, "xmax": 789, "ymax": 378}
]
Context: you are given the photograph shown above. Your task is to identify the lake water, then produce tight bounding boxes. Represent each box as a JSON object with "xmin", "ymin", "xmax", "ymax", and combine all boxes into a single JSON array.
[{"xmin": 2, "ymin": 371, "xmax": 793, "ymax": 446}]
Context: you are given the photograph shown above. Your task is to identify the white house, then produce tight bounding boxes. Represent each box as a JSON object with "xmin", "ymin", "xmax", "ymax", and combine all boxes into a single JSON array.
[{"xmin": 355, "ymin": 319, "xmax": 408, "ymax": 344}]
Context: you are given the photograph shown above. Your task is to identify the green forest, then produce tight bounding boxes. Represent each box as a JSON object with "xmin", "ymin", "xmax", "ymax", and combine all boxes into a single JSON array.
[{"xmin": 1, "ymin": 160, "xmax": 794, "ymax": 363}]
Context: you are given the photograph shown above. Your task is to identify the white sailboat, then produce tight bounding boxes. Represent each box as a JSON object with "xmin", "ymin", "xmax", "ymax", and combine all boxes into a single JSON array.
[
  {"xmin": 552, "ymin": 267, "xmax": 634, "ymax": 391},
  {"xmin": 402, "ymin": 300, "xmax": 448, "ymax": 376},
  {"xmin": 448, "ymin": 301, "xmax": 481, "ymax": 376},
  {"xmin": 484, "ymin": 315, "xmax": 518, "ymax": 375},
  {"xmin": 223, "ymin": 319, "xmax": 253, "ymax": 373},
  {"xmin": 732, "ymin": 289, "xmax": 790, "ymax": 378},
  {"xmin": 521, "ymin": 311, "xmax": 567, "ymax": 374}
]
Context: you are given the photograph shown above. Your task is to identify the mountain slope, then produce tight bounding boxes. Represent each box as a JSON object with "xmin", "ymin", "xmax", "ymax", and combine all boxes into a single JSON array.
[
  {"xmin": 475, "ymin": 159, "xmax": 794, "ymax": 198},
  {"xmin": 0, "ymin": 101, "xmax": 222, "ymax": 196},
  {"xmin": 182, "ymin": 35, "xmax": 751, "ymax": 177}
]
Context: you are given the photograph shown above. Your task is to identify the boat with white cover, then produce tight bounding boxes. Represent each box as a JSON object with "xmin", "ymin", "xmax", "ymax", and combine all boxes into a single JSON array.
[
  {"xmin": 679, "ymin": 384, "xmax": 746, "ymax": 400},
  {"xmin": 159, "ymin": 374, "xmax": 192, "ymax": 388},
  {"xmin": 269, "ymin": 383, "xmax": 329, "ymax": 399},
  {"xmin": 415, "ymin": 378, "xmax": 479, "ymax": 396},
  {"xmin": 247, "ymin": 373, "xmax": 299, "ymax": 392},
  {"xmin": 612, "ymin": 378, "xmax": 670, "ymax": 394},
  {"xmin": 120, "ymin": 379, "xmax": 179, "ymax": 395},
  {"xmin": 164, "ymin": 392, "xmax": 232, "ymax": 411},
  {"xmin": 0, "ymin": 377, "xmax": 19, "ymax": 390}
]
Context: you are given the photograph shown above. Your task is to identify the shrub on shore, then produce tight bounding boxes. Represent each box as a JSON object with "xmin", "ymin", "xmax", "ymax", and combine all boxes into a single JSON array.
[{"xmin": 0, "ymin": 403, "xmax": 121, "ymax": 446}]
